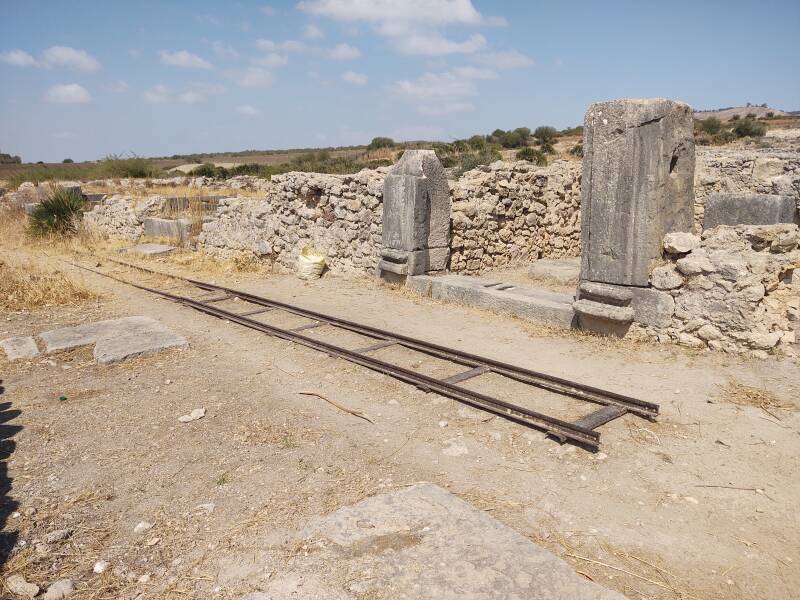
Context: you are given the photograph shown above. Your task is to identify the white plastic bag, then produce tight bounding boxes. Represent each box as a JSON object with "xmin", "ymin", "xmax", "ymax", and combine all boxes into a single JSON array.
[{"xmin": 296, "ymin": 246, "xmax": 326, "ymax": 280}]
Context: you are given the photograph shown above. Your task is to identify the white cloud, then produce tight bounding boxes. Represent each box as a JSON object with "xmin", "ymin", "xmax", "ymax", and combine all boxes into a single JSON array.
[
  {"xmin": 299, "ymin": 0, "xmax": 500, "ymax": 56},
  {"xmin": 341, "ymin": 70, "xmax": 367, "ymax": 85},
  {"xmin": 103, "ymin": 80, "xmax": 130, "ymax": 93},
  {"xmin": 196, "ymin": 14, "xmax": 222, "ymax": 25},
  {"xmin": 450, "ymin": 66, "xmax": 496, "ymax": 80},
  {"xmin": 298, "ymin": 0, "xmax": 487, "ymax": 26},
  {"xmin": 475, "ymin": 50, "xmax": 533, "ymax": 69},
  {"xmin": 212, "ymin": 41, "xmax": 240, "ymax": 60},
  {"xmin": 328, "ymin": 43, "xmax": 360, "ymax": 60},
  {"xmin": 237, "ymin": 104, "xmax": 262, "ymax": 117},
  {"xmin": 0, "ymin": 49, "xmax": 36, "ymax": 67},
  {"xmin": 44, "ymin": 83, "xmax": 91, "ymax": 104},
  {"xmin": 159, "ymin": 50, "xmax": 212, "ymax": 69},
  {"xmin": 255, "ymin": 39, "xmax": 306, "ymax": 52},
  {"xmin": 236, "ymin": 67, "xmax": 274, "ymax": 87},
  {"xmin": 392, "ymin": 66, "xmax": 492, "ymax": 114},
  {"xmin": 304, "ymin": 24, "xmax": 324, "ymax": 39},
  {"xmin": 143, "ymin": 83, "xmax": 223, "ymax": 104},
  {"xmin": 42, "ymin": 46, "xmax": 101, "ymax": 71},
  {"xmin": 260, "ymin": 5, "xmax": 276, "ymax": 15},
  {"xmin": 251, "ymin": 52, "xmax": 288, "ymax": 68}
]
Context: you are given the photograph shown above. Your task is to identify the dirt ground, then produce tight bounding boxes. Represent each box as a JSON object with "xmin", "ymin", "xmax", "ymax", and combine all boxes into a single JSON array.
[{"xmin": 1, "ymin": 244, "xmax": 798, "ymax": 600}]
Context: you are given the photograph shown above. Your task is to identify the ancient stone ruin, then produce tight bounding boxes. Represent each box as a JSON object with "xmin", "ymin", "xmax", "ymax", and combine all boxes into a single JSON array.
[
  {"xmin": 378, "ymin": 150, "xmax": 450, "ymax": 282},
  {"xmin": 574, "ymin": 98, "xmax": 696, "ymax": 335}
]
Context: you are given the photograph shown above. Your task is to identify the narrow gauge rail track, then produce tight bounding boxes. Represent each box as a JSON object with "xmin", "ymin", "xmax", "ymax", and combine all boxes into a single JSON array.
[{"xmin": 73, "ymin": 257, "xmax": 659, "ymax": 450}]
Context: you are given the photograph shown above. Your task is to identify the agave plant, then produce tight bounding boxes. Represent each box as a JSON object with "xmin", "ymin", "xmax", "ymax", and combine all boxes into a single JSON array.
[{"xmin": 27, "ymin": 185, "xmax": 86, "ymax": 237}]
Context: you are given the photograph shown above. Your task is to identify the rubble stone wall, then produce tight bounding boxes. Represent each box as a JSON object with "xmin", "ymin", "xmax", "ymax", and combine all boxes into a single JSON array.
[{"xmin": 637, "ymin": 224, "xmax": 799, "ymax": 357}]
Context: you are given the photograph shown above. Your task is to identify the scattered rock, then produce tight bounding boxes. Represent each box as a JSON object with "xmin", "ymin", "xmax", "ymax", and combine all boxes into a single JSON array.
[
  {"xmin": 178, "ymin": 408, "xmax": 206, "ymax": 423},
  {"xmin": 43, "ymin": 579, "xmax": 74, "ymax": 600},
  {"xmin": 6, "ymin": 574, "xmax": 39, "ymax": 598},
  {"xmin": 44, "ymin": 528, "xmax": 72, "ymax": 543},
  {"xmin": 663, "ymin": 232, "xmax": 701, "ymax": 254},
  {"xmin": 134, "ymin": 521, "xmax": 154, "ymax": 534},
  {"xmin": 93, "ymin": 560, "xmax": 109, "ymax": 574},
  {"xmin": 438, "ymin": 420, "xmax": 448, "ymax": 428}
]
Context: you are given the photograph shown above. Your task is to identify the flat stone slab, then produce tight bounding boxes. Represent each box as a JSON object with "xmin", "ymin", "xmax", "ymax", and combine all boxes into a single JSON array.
[
  {"xmin": 126, "ymin": 243, "xmax": 176, "ymax": 256},
  {"xmin": 39, "ymin": 316, "xmax": 187, "ymax": 364},
  {"xmin": 260, "ymin": 483, "xmax": 624, "ymax": 599},
  {"xmin": 703, "ymin": 193, "xmax": 797, "ymax": 230},
  {"xmin": 143, "ymin": 217, "xmax": 191, "ymax": 242},
  {"xmin": 408, "ymin": 274, "xmax": 576, "ymax": 328},
  {"xmin": 0, "ymin": 336, "xmax": 40, "ymax": 360},
  {"xmin": 527, "ymin": 257, "xmax": 581, "ymax": 285}
]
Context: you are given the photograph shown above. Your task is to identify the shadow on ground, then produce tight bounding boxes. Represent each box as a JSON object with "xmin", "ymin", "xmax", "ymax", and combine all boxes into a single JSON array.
[{"xmin": 0, "ymin": 379, "xmax": 21, "ymax": 566}]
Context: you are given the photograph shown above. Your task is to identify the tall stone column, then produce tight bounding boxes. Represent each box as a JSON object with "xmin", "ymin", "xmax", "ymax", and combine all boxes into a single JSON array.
[
  {"xmin": 378, "ymin": 150, "xmax": 450, "ymax": 282},
  {"xmin": 575, "ymin": 99, "xmax": 695, "ymax": 334}
]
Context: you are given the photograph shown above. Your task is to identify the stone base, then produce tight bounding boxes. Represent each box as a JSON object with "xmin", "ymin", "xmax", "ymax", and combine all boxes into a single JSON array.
[
  {"xmin": 408, "ymin": 274, "xmax": 576, "ymax": 328},
  {"xmin": 528, "ymin": 257, "xmax": 581, "ymax": 285},
  {"xmin": 703, "ymin": 193, "xmax": 798, "ymax": 230},
  {"xmin": 379, "ymin": 247, "xmax": 449, "ymax": 279},
  {"xmin": 574, "ymin": 280, "xmax": 677, "ymax": 336},
  {"xmin": 143, "ymin": 217, "xmax": 191, "ymax": 243}
]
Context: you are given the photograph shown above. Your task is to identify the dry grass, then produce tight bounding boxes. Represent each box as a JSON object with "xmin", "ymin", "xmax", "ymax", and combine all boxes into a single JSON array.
[
  {"xmin": 718, "ymin": 380, "xmax": 795, "ymax": 414},
  {"xmin": 0, "ymin": 259, "xmax": 96, "ymax": 310}
]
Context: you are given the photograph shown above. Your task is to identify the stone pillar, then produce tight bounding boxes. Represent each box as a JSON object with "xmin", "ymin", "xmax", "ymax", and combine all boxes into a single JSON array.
[
  {"xmin": 575, "ymin": 98, "xmax": 695, "ymax": 335},
  {"xmin": 378, "ymin": 150, "xmax": 450, "ymax": 282}
]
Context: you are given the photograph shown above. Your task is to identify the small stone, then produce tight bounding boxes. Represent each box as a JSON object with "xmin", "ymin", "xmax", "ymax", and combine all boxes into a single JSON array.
[
  {"xmin": 6, "ymin": 574, "xmax": 39, "ymax": 597},
  {"xmin": 134, "ymin": 521, "xmax": 154, "ymax": 534},
  {"xmin": 94, "ymin": 560, "xmax": 109, "ymax": 574},
  {"xmin": 663, "ymin": 232, "xmax": 701, "ymax": 254},
  {"xmin": 193, "ymin": 502, "xmax": 215, "ymax": 514},
  {"xmin": 138, "ymin": 573, "xmax": 151, "ymax": 584},
  {"xmin": 45, "ymin": 528, "xmax": 72, "ymax": 543},
  {"xmin": 178, "ymin": 408, "xmax": 206, "ymax": 423},
  {"xmin": 43, "ymin": 579, "xmax": 74, "ymax": 600},
  {"xmin": 438, "ymin": 420, "xmax": 448, "ymax": 428},
  {"xmin": 684, "ymin": 496, "xmax": 699, "ymax": 504},
  {"xmin": 676, "ymin": 252, "xmax": 715, "ymax": 275},
  {"xmin": 677, "ymin": 333, "xmax": 704, "ymax": 348},
  {"xmin": 594, "ymin": 452, "xmax": 608, "ymax": 461},
  {"xmin": 696, "ymin": 324, "xmax": 723, "ymax": 341},
  {"xmin": 146, "ymin": 537, "xmax": 161, "ymax": 546}
]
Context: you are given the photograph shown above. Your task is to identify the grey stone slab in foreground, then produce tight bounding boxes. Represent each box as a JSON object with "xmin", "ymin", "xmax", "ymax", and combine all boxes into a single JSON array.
[
  {"xmin": 125, "ymin": 243, "xmax": 176, "ymax": 256},
  {"xmin": 0, "ymin": 336, "xmax": 40, "ymax": 360},
  {"xmin": 39, "ymin": 316, "xmax": 187, "ymax": 364},
  {"xmin": 408, "ymin": 274, "xmax": 576, "ymax": 328},
  {"xmin": 703, "ymin": 193, "xmax": 797, "ymax": 230},
  {"xmin": 264, "ymin": 483, "xmax": 625, "ymax": 599}
]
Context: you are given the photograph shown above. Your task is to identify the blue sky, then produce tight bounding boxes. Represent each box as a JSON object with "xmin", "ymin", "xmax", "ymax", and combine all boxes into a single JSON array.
[{"xmin": 1, "ymin": 0, "xmax": 798, "ymax": 163}]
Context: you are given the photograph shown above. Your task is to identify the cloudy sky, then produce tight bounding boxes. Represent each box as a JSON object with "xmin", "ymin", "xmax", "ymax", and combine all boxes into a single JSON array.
[{"xmin": 1, "ymin": 0, "xmax": 798, "ymax": 162}]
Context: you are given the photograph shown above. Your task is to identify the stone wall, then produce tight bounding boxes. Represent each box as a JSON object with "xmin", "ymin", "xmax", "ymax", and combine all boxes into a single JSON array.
[
  {"xmin": 200, "ymin": 170, "xmax": 386, "ymax": 274},
  {"xmin": 637, "ymin": 225, "xmax": 799, "ymax": 357},
  {"xmin": 83, "ymin": 195, "xmax": 167, "ymax": 240},
  {"xmin": 694, "ymin": 148, "xmax": 800, "ymax": 227},
  {"xmin": 450, "ymin": 160, "xmax": 582, "ymax": 274}
]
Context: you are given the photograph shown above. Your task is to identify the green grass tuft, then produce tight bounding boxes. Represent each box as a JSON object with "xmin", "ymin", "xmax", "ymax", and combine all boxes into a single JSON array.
[{"xmin": 27, "ymin": 186, "xmax": 86, "ymax": 237}]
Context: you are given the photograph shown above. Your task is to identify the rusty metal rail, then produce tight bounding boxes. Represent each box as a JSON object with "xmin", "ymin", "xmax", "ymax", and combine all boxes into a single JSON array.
[{"xmin": 72, "ymin": 258, "xmax": 660, "ymax": 450}]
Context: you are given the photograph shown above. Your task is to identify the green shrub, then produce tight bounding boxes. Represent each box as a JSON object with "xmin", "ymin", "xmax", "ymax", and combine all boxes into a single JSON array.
[
  {"xmin": 746, "ymin": 112, "xmax": 756, "ymax": 119},
  {"xmin": 533, "ymin": 126, "xmax": 558, "ymax": 145},
  {"xmin": 766, "ymin": 112, "xmax": 775, "ymax": 118},
  {"xmin": 732, "ymin": 118, "xmax": 767, "ymax": 138},
  {"xmin": 467, "ymin": 135, "xmax": 487, "ymax": 150},
  {"xmin": 699, "ymin": 117, "xmax": 722, "ymax": 134},
  {"xmin": 559, "ymin": 125, "xmax": 584, "ymax": 137},
  {"xmin": 62, "ymin": 158, "xmax": 74, "ymax": 164},
  {"xmin": 367, "ymin": 137, "xmax": 395, "ymax": 150},
  {"xmin": 0, "ymin": 152, "xmax": 21, "ymax": 164},
  {"xmin": 27, "ymin": 186, "xmax": 86, "ymax": 237},
  {"xmin": 515, "ymin": 147, "xmax": 547, "ymax": 165},
  {"xmin": 569, "ymin": 143, "xmax": 584, "ymax": 157},
  {"xmin": 99, "ymin": 155, "xmax": 161, "ymax": 178},
  {"xmin": 730, "ymin": 114, "xmax": 740, "ymax": 121}
]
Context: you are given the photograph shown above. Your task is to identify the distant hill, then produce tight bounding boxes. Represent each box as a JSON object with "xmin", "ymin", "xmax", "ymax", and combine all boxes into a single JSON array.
[{"xmin": 694, "ymin": 106, "xmax": 788, "ymax": 121}]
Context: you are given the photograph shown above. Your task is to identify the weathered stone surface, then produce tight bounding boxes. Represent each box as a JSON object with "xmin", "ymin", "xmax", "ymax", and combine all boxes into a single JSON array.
[
  {"xmin": 39, "ymin": 316, "xmax": 187, "ymax": 364},
  {"xmin": 409, "ymin": 275, "xmax": 576, "ymax": 328},
  {"xmin": 6, "ymin": 574, "xmax": 39, "ymax": 597},
  {"xmin": 703, "ymin": 193, "xmax": 797, "ymax": 230},
  {"xmin": 279, "ymin": 483, "xmax": 625, "ymax": 599},
  {"xmin": 380, "ymin": 150, "xmax": 450, "ymax": 276},
  {"xmin": 0, "ymin": 336, "xmax": 40, "ymax": 360},
  {"xmin": 43, "ymin": 578, "xmax": 74, "ymax": 600},
  {"xmin": 663, "ymin": 232, "xmax": 701, "ymax": 254},
  {"xmin": 580, "ymin": 98, "xmax": 695, "ymax": 286},
  {"xmin": 650, "ymin": 265, "xmax": 684, "ymax": 290},
  {"xmin": 143, "ymin": 217, "xmax": 191, "ymax": 242},
  {"xmin": 630, "ymin": 288, "xmax": 675, "ymax": 328}
]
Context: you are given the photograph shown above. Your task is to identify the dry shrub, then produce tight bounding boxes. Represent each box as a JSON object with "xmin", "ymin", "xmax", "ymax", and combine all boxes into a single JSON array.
[
  {"xmin": 719, "ymin": 380, "xmax": 795, "ymax": 412},
  {"xmin": 0, "ymin": 259, "xmax": 96, "ymax": 310},
  {"xmin": 0, "ymin": 203, "xmax": 26, "ymax": 246}
]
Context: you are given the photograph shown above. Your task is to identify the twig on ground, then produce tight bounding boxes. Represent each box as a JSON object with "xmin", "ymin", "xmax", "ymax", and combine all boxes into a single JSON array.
[
  {"xmin": 694, "ymin": 484, "xmax": 774, "ymax": 501},
  {"xmin": 298, "ymin": 390, "xmax": 374, "ymax": 424}
]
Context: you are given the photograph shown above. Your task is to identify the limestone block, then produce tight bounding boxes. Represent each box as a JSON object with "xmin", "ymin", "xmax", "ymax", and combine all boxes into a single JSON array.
[
  {"xmin": 0, "ymin": 336, "xmax": 40, "ymax": 360},
  {"xmin": 664, "ymin": 232, "xmax": 701, "ymax": 254},
  {"xmin": 703, "ymin": 193, "xmax": 797, "ymax": 230},
  {"xmin": 650, "ymin": 265, "xmax": 684, "ymax": 290},
  {"xmin": 630, "ymin": 287, "xmax": 675, "ymax": 328},
  {"xmin": 580, "ymin": 98, "xmax": 695, "ymax": 286}
]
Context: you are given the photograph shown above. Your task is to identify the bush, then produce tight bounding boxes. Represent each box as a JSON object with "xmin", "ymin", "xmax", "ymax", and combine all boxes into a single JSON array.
[
  {"xmin": 699, "ymin": 117, "xmax": 722, "ymax": 134},
  {"xmin": 569, "ymin": 143, "xmax": 584, "ymax": 157},
  {"xmin": 559, "ymin": 125, "xmax": 584, "ymax": 137},
  {"xmin": 730, "ymin": 114, "xmax": 740, "ymax": 121},
  {"xmin": 367, "ymin": 137, "xmax": 395, "ymax": 150},
  {"xmin": 766, "ymin": 111, "xmax": 775, "ymax": 118},
  {"xmin": 515, "ymin": 147, "xmax": 547, "ymax": 165},
  {"xmin": 0, "ymin": 152, "xmax": 22, "ymax": 164},
  {"xmin": 62, "ymin": 158, "xmax": 74, "ymax": 163},
  {"xmin": 746, "ymin": 112, "xmax": 756, "ymax": 119},
  {"xmin": 192, "ymin": 163, "xmax": 229, "ymax": 178},
  {"xmin": 732, "ymin": 118, "xmax": 767, "ymax": 138},
  {"xmin": 533, "ymin": 126, "xmax": 558, "ymax": 145},
  {"xmin": 27, "ymin": 186, "xmax": 86, "ymax": 237},
  {"xmin": 99, "ymin": 155, "xmax": 161, "ymax": 178},
  {"xmin": 467, "ymin": 135, "xmax": 487, "ymax": 150}
]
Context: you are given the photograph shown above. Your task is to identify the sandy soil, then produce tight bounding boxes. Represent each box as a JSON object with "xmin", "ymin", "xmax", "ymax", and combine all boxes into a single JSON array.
[{"xmin": 0, "ymin": 246, "xmax": 798, "ymax": 600}]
